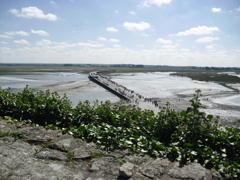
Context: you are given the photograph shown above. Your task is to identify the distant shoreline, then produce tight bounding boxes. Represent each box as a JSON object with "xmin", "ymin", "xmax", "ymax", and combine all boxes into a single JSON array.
[{"xmin": 0, "ymin": 67, "xmax": 239, "ymax": 126}]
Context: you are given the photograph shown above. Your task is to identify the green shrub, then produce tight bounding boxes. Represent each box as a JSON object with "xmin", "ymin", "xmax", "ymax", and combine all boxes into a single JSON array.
[
  {"xmin": 0, "ymin": 86, "xmax": 73, "ymax": 127},
  {"xmin": 0, "ymin": 86, "xmax": 239, "ymax": 177}
]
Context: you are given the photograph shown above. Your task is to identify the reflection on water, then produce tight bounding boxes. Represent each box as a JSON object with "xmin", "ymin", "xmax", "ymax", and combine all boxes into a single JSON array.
[
  {"xmin": 111, "ymin": 72, "xmax": 240, "ymax": 106},
  {"xmin": 213, "ymin": 95, "xmax": 240, "ymax": 106},
  {"xmin": 0, "ymin": 72, "xmax": 119, "ymax": 106},
  {"xmin": 111, "ymin": 72, "xmax": 228, "ymax": 97},
  {"xmin": 1, "ymin": 72, "xmax": 240, "ymax": 107}
]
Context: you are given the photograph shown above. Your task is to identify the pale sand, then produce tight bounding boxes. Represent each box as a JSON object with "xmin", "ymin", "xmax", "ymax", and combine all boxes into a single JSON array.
[{"xmin": 27, "ymin": 74, "xmax": 240, "ymax": 126}]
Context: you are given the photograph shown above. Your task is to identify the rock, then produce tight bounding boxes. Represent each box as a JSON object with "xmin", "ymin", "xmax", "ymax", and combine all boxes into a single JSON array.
[
  {"xmin": 119, "ymin": 162, "xmax": 135, "ymax": 177},
  {"xmin": 49, "ymin": 134, "xmax": 78, "ymax": 151},
  {"xmin": 124, "ymin": 154, "xmax": 152, "ymax": 165},
  {"xmin": 0, "ymin": 120, "xmax": 18, "ymax": 132},
  {"xmin": 73, "ymin": 148, "xmax": 91, "ymax": 159},
  {"xmin": 0, "ymin": 120, "xmax": 224, "ymax": 180},
  {"xmin": 18, "ymin": 126, "xmax": 62, "ymax": 143},
  {"xmin": 35, "ymin": 148, "xmax": 67, "ymax": 161},
  {"xmin": 108, "ymin": 149, "xmax": 129, "ymax": 158},
  {"xmin": 0, "ymin": 136, "xmax": 15, "ymax": 145},
  {"xmin": 129, "ymin": 172, "xmax": 150, "ymax": 180},
  {"xmin": 73, "ymin": 142, "xmax": 100, "ymax": 159},
  {"xmin": 5, "ymin": 160, "xmax": 86, "ymax": 180},
  {"xmin": 168, "ymin": 162, "xmax": 211, "ymax": 180},
  {"xmin": 140, "ymin": 158, "xmax": 171, "ymax": 178}
]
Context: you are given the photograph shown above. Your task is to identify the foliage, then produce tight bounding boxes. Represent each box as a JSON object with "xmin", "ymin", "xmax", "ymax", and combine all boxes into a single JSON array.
[
  {"xmin": 0, "ymin": 86, "xmax": 239, "ymax": 178},
  {"xmin": 112, "ymin": 158, "xmax": 126, "ymax": 164},
  {"xmin": 90, "ymin": 151, "xmax": 105, "ymax": 159},
  {"xmin": 0, "ymin": 131, "xmax": 25, "ymax": 139},
  {"xmin": 66, "ymin": 151, "xmax": 75, "ymax": 162},
  {"xmin": 0, "ymin": 86, "xmax": 73, "ymax": 127}
]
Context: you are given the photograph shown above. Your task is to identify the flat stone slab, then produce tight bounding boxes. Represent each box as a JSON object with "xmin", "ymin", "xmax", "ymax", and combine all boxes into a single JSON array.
[
  {"xmin": 0, "ymin": 120, "xmax": 222, "ymax": 179},
  {"xmin": 140, "ymin": 158, "xmax": 171, "ymax": 178},
  {"xmin": 35, "ymin": 148, "xmax": 67, "ymax": 161},
  {"xmin": 119, "ymin": 162, "xmax": 135, "ymax": 177},
  {"xmin": 168, "ymin": 162, "xmax": 212, "ymax": 180}
]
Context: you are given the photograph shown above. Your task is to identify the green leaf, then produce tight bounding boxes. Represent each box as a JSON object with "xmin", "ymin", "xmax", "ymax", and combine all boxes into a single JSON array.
[{"xmin": 184, "ymin": 143, "xmax": 194, "ymax": 147}]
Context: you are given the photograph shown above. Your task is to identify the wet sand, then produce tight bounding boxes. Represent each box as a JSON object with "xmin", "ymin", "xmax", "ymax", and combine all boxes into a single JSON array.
[
  {"xmin": 57, "ymin": 74, "xmax": 240, "ymax": 126},
  {"xmin": 1, "ymin": 72, "xmax": 239, "ymax": 126}
]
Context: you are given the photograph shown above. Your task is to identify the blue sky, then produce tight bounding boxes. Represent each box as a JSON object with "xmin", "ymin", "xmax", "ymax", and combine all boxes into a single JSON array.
[{"xmin": 0, "ymin": 0, "xmax": 240, "ymax": 67}]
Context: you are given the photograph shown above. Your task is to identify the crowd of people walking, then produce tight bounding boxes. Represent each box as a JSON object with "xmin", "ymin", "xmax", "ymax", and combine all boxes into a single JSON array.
[{"xmin": 89, "ymin": 72, "xmax": 162, "ymax": 110}]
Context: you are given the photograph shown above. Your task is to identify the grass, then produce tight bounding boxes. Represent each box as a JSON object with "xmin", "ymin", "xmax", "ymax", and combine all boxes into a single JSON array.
[
  {"xmin": 0, "ymin": 131, "xmax": 25, "ymax": 139},
  {"xmin": 220, "ymin": 83, "xmax": 240, "ymax": 93},
  {"xmin": 171, "ymin": 72, "xmax": 240, "ymax": 83},
  {"xmin": 66, "ymin": 151, "xmax": 75, "ymax": 162},
  {"xmin": 90, "ymin": 151, "xmax": 105, "ymax": 159}
]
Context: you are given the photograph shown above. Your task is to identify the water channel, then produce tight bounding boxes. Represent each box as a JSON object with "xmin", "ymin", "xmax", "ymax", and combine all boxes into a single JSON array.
[{"xmin": 0, "ymin": 72, "xmax": 240, "ymax": 107}]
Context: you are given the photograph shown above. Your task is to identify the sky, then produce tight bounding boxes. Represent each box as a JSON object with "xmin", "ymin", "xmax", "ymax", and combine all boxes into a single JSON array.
[{"xmin": 0, "ymin": 0, "xmax": 240, "ymax": 67}]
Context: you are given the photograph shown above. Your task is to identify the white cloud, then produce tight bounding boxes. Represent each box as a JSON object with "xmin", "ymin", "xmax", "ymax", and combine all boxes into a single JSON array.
[
  {"xmin": 236, "ymin": 7, "xmax": 240, "ymax": 11},
  {"xmin": 212, "ymin": 7, "xmax": 221, "ymax": 12},
  {"xmin": 9, "ymin": 7, "xmax": 58, "ymax": 21},
  {"xmin": 0, "ymin": 34, "xmax": 12, "ymax": 38},
  {"xmin": 174, "ymin": 26, "xmax": 219, "ymax": 36},
  {"xmin": 142, "ymin": 33, "xmax": 150, "ymax": 37},
  {"xmin": 31, "ymin": 29, "xmax": 50, "ymax": 36},
  {"xmin": 115, "ymin": 10, "xmax": 119, "ymax": 13},
  {"xmin": 123, "ymin": 21, "xmax": 151, "ymax": 31},
  {"xmin": 54, "ymin": 42, "xmax": 78, "ymax": 49},
  {"xmin": 180, "ymin": 48, "xmax": 190, "ymax": 52},
  {"xmin": 140, "ymin": 0, "xmax": 172, "ymax": 7},
  {"xmin": 162, "ymin": 45, "xmax": 175, "ymax": 49},
  {"xmin": 1, "ymin": 46, "xmax": 239, "ymax": 66},
  {"xmin": 98, "ymin": 37, "xmax": 107, "ymax": 41},
  {"xmin": 113, "ymin": 44, "xmax": 121, "ymax": 48},
  {"xmin": 130, "ymin": 11, "xmax": 136, "ymax": 15},
  {"xmin": 106, "ymin": 27, "xmax": 118, "ymax": 32},
  {"xmin": 109, "ymin": 38, "xmax": 120, "ymax": 43},
  {"xmin": 78, "ymin": 43, "xmax": 104, "ymax": 47},
  {"xmin": 69, "ymin": 0, "xmax": 74, "ymax": 2},
  {"xmin": 36, "ymin": 39, "xmax": 52, "ymax": 46},
  {"xmin": 205, "ymin": 45, "xmax": 215, "ymax": 51},
  {"xmin": 14, "ymin": 39, "xmax": 30, "ymax": 44},
  {"xmin": 1, "ymin": 41, "xmax": 8, "ymax": 44},
  {"xmin": 195, "ymin": 37, "xmax": 219, "ymax": 43},
  {"xmin": 5, "ymin": 31, "xmax": 29, "ymax": 36},
  {"xmin": 156, "ymin": 38, "xmax": 172, "ymax": 44},
  {"xmin": 1, "ymin": 47, "xmax": 11, "ymax": 51},
  {"xmin": 50, "ymin": 1, "xmax": 56, "ymax": 4}
]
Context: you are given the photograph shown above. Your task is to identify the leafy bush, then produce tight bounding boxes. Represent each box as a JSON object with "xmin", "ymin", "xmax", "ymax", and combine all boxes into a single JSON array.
[
  {"xmin": 0, "ymin": 86, "xmax": 73, "ymax": 127},
  {"xmin": 0, "ymin": 86, "xmax": 239, "ymax": 178}
]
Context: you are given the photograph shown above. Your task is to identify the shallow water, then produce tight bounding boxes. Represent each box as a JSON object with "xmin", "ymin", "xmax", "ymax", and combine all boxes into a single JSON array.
[
  {"xmin": 1, "ymin": 72, "xmax": 240, "ymax": 107},
  {"xmin": 0, "ymin": 72, "xmax": 119, "ymax": 106},
  {"xmin": 112, "ymin": 72, "xmax": 229, "ymax": 96},
  {"xmin": 111, "ymin": 72, "xmax": 240, "ymax": 106},
  {"xmin": 213, "ymin": 95, "xmax": 240, "ymax": 106}
]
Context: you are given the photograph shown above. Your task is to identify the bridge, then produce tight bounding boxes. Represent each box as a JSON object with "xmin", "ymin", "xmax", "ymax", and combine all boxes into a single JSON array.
[
  {"xmin": 88, "ymin": 72, "xmax": 161, "ymax": 114},
  {"xmin": 88, "ymin": 72, "xmax": 130, "ymax": 101}
]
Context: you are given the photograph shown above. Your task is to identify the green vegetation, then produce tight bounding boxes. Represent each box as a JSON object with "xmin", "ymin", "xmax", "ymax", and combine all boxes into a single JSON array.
[
  {"xmin": 171, "ymin": 72, "xmax": 240, "ymax": 83},
  {"xmin": 0, "ymin": 131, "xmax": 25, "ymax": 139},
  {"xmin": 112, "ymin": 158, "xmax": 126, "ymax": 164},
  {"xmin": 0, "ymin": 86, "xmax": 239, "ymax": 177},
  {"xmin": 66, "ymin": 151, "xmax": 75, "ymax": 162},
  {"xmin": 90, "ymin": 151, "xmax": 105, "ymax": 159},
  {"xmin": 220, "ymin": 83, "xmax": 240, "ymax": 93}
]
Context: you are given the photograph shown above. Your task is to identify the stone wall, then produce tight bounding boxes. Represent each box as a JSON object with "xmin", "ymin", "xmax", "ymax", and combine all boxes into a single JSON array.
[{"xmin": 0, "ymin": 120, "xmax": 223, "ymax": 180}]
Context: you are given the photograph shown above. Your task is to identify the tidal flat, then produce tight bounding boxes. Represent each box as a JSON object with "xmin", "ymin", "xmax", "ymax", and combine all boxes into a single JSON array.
[{"xmin": 0, "ymin": 65, "xmax": 239, "ymax": 126}]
